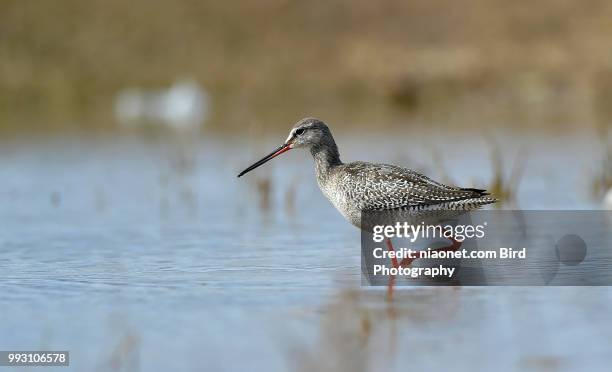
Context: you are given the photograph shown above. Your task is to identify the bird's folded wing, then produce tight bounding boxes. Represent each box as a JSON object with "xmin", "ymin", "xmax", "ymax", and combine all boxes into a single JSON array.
[{"xmin": 339, "ymin": 162, "xmax": 490, "ymax": 211}]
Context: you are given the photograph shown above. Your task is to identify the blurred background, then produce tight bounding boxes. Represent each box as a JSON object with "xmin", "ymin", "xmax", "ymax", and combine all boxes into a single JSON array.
[
  {"xmin": 1, "ymin": 1, "xmax": 612, "ymax": 371},
  {"xmin": 2, "ymin": 0, "xmax": 612, "ymax": 134}
]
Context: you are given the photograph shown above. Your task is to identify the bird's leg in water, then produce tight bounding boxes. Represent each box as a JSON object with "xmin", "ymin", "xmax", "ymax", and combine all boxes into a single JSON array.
[
  {"xmin": 386, "ymin": 238, "xmax": 399, "ymax": 268},
  {"xmin": 385, "ymin": 236, "xmax": 462, "ymax": 301},
  {"xmin": 397, "ymin": 237, "xmax": 461, "ymax": 268},
  {"xmin": 386, "ymin": 238, "xmax": 398, "ymax": 300}
]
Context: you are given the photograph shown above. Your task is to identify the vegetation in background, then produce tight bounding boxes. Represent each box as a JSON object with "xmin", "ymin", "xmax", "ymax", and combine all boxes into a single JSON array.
[
  {"xmin": 591, "ymin": 131, "xmax": 612, "ymax": 199},
  {"xmin": 486, "ymin": 141, "xmax": 526, "ymax": 205},
  {"xmin": 2, "ymin": 0, "xmax": 612, "ymax": 133}
]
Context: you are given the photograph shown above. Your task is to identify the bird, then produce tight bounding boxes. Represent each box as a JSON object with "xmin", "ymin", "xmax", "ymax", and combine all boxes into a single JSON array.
[{"xmin": 238, "ymin": 117, "xmax": 497, "ymax": 298}]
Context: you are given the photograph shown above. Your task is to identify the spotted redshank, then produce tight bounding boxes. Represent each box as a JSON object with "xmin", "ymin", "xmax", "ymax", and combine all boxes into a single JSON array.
[{"xmin": 238, "ymin": 118, "xmax": 497, "ymax": 297}]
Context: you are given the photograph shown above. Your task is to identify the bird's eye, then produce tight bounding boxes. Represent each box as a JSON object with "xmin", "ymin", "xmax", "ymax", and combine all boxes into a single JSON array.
[{"xmin": 295, "ymin": 128, "xmax": 305, "ymax": 135}]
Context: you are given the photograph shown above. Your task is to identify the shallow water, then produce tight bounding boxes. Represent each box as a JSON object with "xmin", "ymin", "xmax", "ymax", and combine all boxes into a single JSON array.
[{"xmin": 0, "ymin": 132, "xmax": 609, "ymax": 371}]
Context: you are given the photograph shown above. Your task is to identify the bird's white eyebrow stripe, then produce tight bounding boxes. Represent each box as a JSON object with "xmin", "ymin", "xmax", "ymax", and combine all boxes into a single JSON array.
[
  {"xmin": 285, "ymin": 131, "xmax": 294, "ymax": 143},
  {"xmin": 285, "ymin": 123, "xmax": 317, "ymax": 143}
]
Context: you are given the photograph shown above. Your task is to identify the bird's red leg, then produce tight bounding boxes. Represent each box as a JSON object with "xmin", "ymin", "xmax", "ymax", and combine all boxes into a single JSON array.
[
  {"xmin": 386, "ymin": 238, "xmax": 399, "ymax": 268},
  {"xmin": 398, "ymin": 254, "xmax": 416, "ymax": 268},
  {"xmin": 397, "ymin": 237, "xmax": 461, "ymax": 269},
  {"xmin": 385, "ymin": 238, "xmax": 398, "ymax": 300},
  {"xmin": 385, "ymin": 237, "xmax": 461, "ymax": 300}
]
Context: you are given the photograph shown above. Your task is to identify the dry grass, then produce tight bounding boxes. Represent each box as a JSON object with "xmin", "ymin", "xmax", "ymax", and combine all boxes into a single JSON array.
[
  {"xmin": 485, "ymin": 140, "xmax": 527, "ymax": 205},
  {"xmin": 591, "ymin": 131, "xmax": 612, "ymax": 198},
  {"xmin": 2, "ymin": 0, "xmax": 612, "ymax": 133}
]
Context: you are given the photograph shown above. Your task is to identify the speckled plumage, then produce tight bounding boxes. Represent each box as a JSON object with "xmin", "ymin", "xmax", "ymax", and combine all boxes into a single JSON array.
[
  {"xmin": 238, "ymin": 117, "xmax": 497, "ymax": 230},
  {"xmin": 298, "ymin": 118, "xmax": 497, "ymax": 229},
  {"xmin": 317, "ymin": 160, "xmax": 496, "ymax": 229}
]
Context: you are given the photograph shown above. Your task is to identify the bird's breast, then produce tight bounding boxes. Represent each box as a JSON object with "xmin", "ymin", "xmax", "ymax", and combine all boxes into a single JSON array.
[{"xmin": 316, "ymin": 176, "xmax": 362, "ymax": 228}]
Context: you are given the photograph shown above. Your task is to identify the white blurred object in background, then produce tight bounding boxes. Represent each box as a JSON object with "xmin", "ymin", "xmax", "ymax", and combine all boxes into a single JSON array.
[
  {"xmin": 604, "ymin": 188, "xmax": 612, "ymax": 209},
  {"xmin": 114, "ymin": 79, "xmax": 209, "ymax": 131}
]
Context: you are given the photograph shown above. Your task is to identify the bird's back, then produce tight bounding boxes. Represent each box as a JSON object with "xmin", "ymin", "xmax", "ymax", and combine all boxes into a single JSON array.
[{"xmin": 319, "ymin": 161, "xmax": 496, "ymax": 229}]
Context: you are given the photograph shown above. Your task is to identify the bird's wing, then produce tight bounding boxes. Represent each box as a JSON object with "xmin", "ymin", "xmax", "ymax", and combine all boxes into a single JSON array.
[{"xmin": 339, "ymin": 162, "xmax": 491, "ymax": 211}]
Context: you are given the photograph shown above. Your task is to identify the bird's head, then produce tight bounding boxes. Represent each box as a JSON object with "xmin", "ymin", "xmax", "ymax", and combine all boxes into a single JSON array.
[
  {"xmin": 237, "ymin": 117, "xmax": 332, "ymax": 177},
  {"xmin": 284, "ymin": 117, "xmax": 332, "ymax": 149}
]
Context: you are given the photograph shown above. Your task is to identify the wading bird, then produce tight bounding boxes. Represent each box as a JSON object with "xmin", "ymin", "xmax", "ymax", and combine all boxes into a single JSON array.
[{"xmin": 238, "ymin": 118, "xmax": 496, "ymax": 298}]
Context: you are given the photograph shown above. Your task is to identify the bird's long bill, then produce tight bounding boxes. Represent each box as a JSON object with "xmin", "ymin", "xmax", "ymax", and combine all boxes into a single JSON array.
[{"xmin": 237, "ymin": 144, "xmax": 291, "ymax": 177}]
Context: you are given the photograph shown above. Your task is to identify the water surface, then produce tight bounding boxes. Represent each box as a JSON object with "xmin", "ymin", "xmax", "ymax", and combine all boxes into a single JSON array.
[{"xmin": 0, "ymin": 133, "xmax": 609, "ymax": 371}]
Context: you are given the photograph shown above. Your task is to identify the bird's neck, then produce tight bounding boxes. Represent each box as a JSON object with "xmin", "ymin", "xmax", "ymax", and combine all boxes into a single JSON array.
[{"xmin": 311, "ymin": 143, "xmax": 342, "ymax": 181}]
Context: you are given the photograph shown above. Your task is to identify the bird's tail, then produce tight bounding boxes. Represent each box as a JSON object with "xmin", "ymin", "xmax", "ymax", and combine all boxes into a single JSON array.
[{"xmin": 461, "ymin": 187, "xmax": 490, "ymax": 196}]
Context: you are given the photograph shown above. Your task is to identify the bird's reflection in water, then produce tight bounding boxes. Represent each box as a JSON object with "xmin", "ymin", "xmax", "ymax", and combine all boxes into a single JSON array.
[{"xmin": 289, "ymin": 287, "xmax": 462, "ymax": 372}]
